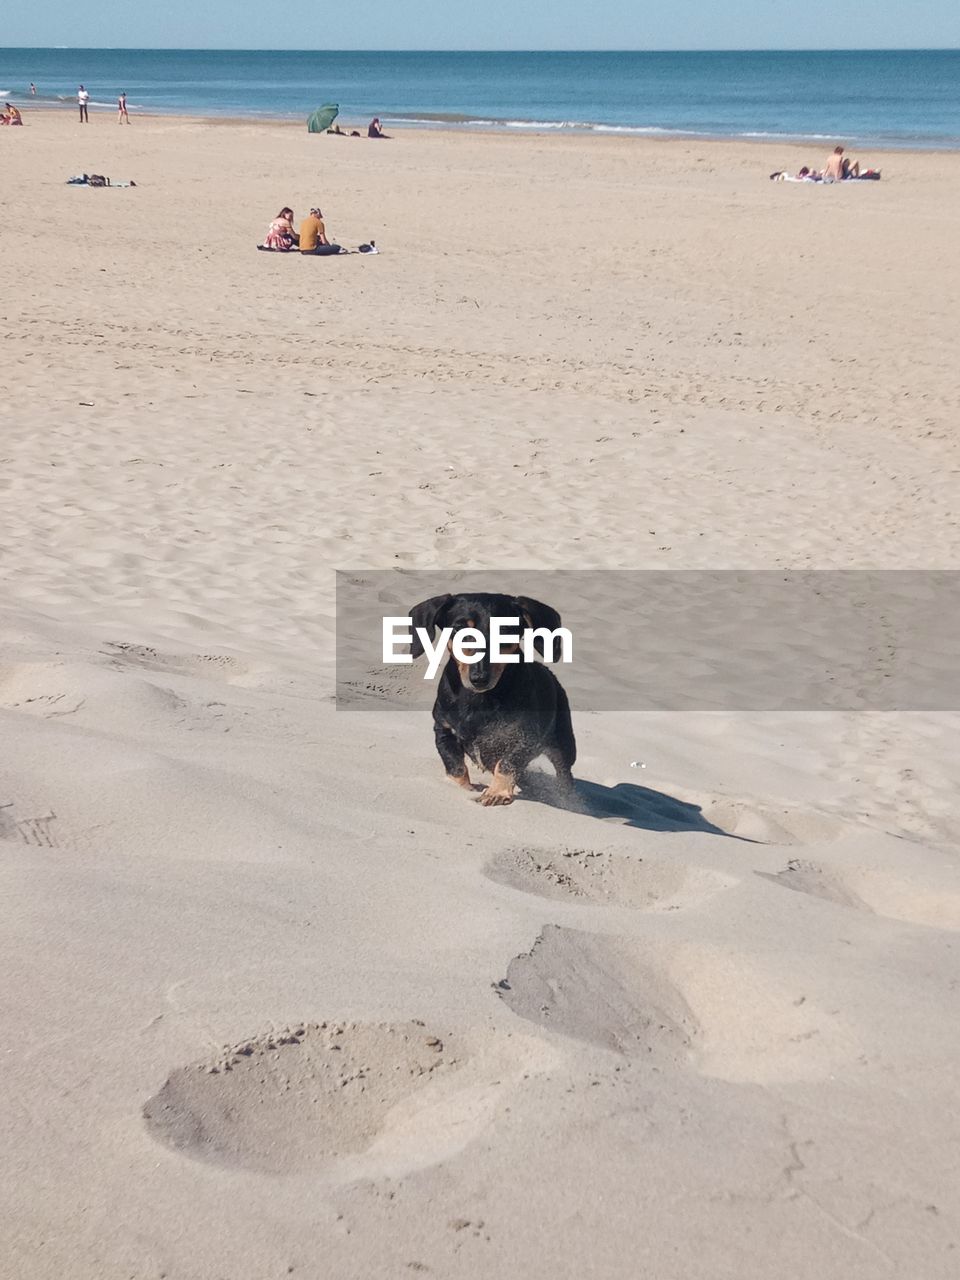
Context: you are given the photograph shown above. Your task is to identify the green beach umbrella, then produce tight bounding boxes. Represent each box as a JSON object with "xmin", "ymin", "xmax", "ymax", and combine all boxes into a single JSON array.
[{"xmin": 307, "ymin": 104, "xmax": 339, "ymax": 133}]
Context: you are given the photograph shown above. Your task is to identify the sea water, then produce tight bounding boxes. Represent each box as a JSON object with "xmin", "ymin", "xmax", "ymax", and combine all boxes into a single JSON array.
[{"xmin": 2, "ymin": 48, "xmax": 959, "ymax": 149}]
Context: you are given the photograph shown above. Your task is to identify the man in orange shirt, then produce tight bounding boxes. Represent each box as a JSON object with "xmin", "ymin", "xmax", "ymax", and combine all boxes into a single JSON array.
[{"xmin": 299, "ymin": 207, "xmax": 342, "ymax": 255}]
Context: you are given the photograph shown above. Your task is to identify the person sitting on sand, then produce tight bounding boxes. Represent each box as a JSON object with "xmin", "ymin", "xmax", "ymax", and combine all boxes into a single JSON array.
[
  {"xmin": 822, "ymin": 145, "xmax": 846, "ymax": 182},
  {"xmin": 299, "ymin": 207, "xmax": 342, "ymax": 255},
  {"xmin": 262, "ymin": 207, "xmax": 297, "ymax": 251},
  {"xmin": 841, "ymin": 155, "xmax": 860, "ymax": 179},
  {"xmin": 2, "ymin": 103, "xmax": 23, "ymax": 126},
  {"xmin": 367, "ymin": 117, "xmax": 388, "ymax": 138}
]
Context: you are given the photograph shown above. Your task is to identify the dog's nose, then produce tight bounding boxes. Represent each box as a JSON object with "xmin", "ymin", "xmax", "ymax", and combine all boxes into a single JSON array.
[{"xmin": 469, "ymin": 668, "xmax": 492, "ymax": 690}]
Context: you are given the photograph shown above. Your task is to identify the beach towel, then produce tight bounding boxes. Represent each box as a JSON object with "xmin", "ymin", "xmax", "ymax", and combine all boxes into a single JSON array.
[{"xmin": 770, "ymin": 170, "xmax": 881, "ymax": 184}]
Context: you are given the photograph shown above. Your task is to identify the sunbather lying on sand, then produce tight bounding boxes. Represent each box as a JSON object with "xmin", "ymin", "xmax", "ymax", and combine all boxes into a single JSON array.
[{"xmin": 770, "ymin": 169, "xmax": 821, "ymax": 182}]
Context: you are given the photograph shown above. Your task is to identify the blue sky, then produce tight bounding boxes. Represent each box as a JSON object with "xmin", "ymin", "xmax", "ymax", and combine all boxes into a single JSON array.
[{"xmin": 3, "ymin": 0, "xmax": 959, "ymax": 50}]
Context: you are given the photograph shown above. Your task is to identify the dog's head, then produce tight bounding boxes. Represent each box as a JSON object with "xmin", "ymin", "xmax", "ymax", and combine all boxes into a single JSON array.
[{"xmin": 409, "ymin": 592, "xmax": 562, "ymax": 693}]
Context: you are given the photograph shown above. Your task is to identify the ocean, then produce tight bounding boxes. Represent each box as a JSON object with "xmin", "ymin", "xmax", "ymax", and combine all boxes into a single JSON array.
[{"xmin": 2, "ymin": 48, "xmax": 959, "ymax": 149}]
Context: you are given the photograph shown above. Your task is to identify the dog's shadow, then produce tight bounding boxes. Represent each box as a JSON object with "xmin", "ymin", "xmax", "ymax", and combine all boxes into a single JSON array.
[{"xmin": 520, "ymin": 772, "xmax": 746, "ymax": 839}]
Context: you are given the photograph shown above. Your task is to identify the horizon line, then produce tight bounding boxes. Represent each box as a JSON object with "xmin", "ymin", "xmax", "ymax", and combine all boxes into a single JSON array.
[{"xmin": 3, "ymin": 45, "xmax": 959, "ymax": 53}]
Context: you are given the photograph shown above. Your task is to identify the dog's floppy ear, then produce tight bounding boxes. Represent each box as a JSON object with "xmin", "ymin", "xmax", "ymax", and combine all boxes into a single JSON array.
[
  {"xmin": 513, "ymin": 595, "xmax": 562, "ymax": 660},
  {"xmin": 409, "ymin": 594, "xmax": 452, "ymax": 658}
]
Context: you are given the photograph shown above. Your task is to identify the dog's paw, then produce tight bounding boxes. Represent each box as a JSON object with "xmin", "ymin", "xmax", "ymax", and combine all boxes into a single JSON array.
[
  {"xmin": 447, "ymin": 772, "xmax": 486, "ymax": 794},
  {"xmin": 477, "ymin": 787, "xmax": 516, "ymax": 807}
]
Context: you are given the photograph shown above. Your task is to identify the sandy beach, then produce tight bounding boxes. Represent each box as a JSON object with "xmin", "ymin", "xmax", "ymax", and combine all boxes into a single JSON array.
[{"xmin": 2, "ymin": 110, "xmax": 960, "ymax": 1279}]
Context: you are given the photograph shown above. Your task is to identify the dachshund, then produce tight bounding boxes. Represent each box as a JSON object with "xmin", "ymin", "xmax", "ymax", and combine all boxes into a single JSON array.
[{"xmin": 409, "ymin": 592, "xmax": 576, "ymax": 806}]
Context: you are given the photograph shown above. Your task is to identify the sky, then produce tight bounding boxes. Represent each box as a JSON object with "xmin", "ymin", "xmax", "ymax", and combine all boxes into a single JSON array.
[{"xmin": 2, "ymin": 0, "xmax": 959, "ymax": 50}]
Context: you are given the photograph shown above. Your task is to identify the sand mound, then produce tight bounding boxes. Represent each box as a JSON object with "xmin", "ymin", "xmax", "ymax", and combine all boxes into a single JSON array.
[
  {"xmin": 699, "ymin": 798, "xmax": 850, "ymax": 845},
  {"xmin": 2, "ymin": 712, "xmax": 324, "ymax": 864},
  {"xmin": 757, "ymin": 859, "xmax": 867, "ymax": 909},
  {"xmin": 143, "ymin": 1020, "xmax": 467, "ymax": 1175},
  {"xmin": 484, "ymin": 846, "xmax": 736, "ymax": 910},
  {"xmin": 499, "ymin": 927, "xmax": 860, "ymax": 1083},
  {"xmin": 760, "ymin": 858, "xmax": 960, "ymax": 930},
  {"xmin": 498, "ymin": 926, "xmax": 697, "ymax": 1062},
  {"xmin": 665, "ymin": 942, "xmax": 862, "ymax": 1084},
  {"xmin": 0, "ymin": 658, "xmax": 187, "ymax": 729}
]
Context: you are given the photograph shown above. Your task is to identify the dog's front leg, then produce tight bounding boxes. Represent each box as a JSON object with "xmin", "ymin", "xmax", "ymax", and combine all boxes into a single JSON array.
[
  {"xmin": 478, "ymin": 760, "xmax": 517, "ymax": 807},
  {"xmin": 435, "ymin": 722, "xmax": 477, "ymax": 790}
]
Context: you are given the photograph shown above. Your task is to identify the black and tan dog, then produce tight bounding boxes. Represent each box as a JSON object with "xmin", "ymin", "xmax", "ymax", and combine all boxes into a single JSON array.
[{"xmin": 410, "ymin": 592, "xmax": 576, "ymax": 806}]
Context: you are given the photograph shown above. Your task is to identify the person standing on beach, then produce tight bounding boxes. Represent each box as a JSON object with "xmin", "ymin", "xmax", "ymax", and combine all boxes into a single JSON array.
[
  {"xmin": 118, "ymin": 92, "xmax": 130, "ymax": 124},
  {"xmin": 78, "ymin": 85, "xmax": 89, "ymax": 123}
]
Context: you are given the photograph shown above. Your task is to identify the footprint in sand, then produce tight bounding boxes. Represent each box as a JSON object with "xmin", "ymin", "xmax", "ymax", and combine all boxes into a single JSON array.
[
  {"xmin": 0, "ymin": 803, "xmax": 62, "ymax": 849},
  {"xmin": 144, "ymin": 1020, "xmax": 552, "ymax": 1178},
  {"xmin": 498, "ymin": 926, "xmax": 860, "ymax": 1083},
  {"xmin": 484, "ymin": 846, "xmax": 736, "ymax": 910},
  {"xmin": 337, "ymin": 665, "xmax": 433, "ymax": 707},
  {"xmin": 103, "ymin": 642, "xmax": 251, "ymax": 684},
  {"xmin": 758, "ymin": 858, "xmax": 960, "ymax": 931}
]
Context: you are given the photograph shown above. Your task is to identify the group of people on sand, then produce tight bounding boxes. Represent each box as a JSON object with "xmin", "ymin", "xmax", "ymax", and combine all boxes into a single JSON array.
[
  {"xmin": 327, "ymin": 116, "xmax": 390, "ymax": 138},
  {"xmin": 772, "ymin": 145, "xmax": 879, "ymax": 183},
  {"xmin": 262, "ymin": 206, "xmax": 342, "ymax": 254},
  {"xmin": 815, "ymin": 145, "xmax": 861, "ymax": 180}
]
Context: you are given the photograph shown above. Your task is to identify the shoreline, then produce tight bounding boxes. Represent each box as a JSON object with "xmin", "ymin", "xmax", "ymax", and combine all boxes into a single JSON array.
[{"xmin": 6, "ymin": 100, "xmax": 959, "ymax": 153}]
